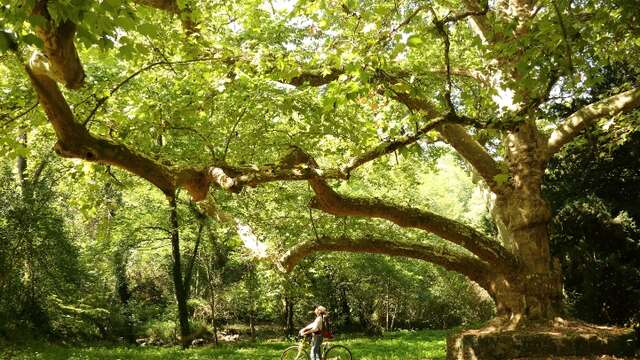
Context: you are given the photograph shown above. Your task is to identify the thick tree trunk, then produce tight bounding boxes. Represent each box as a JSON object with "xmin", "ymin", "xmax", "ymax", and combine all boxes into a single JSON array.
[
  {"xmin": 168, "ymin": 196, "xmax": 191, "ymax": 348},
  {"xmin": 478, "ymin": 122, "xmax": 562, "ymax": 320},
  {"xmin": 487, "ymin": 205, "xmax": 563, "ymax": 320}
]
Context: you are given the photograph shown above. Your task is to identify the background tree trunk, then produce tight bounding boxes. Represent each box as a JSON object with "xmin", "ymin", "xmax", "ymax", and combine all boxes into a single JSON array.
[
  {"xmin": 113, "ymin": 243, "xmax": 135, "ymax": 344},
  {"xmin": 168, "ymin": 196, "xmax": 191, "ymax": 348},
  {"xmin": 283, "ymin": 296, "xmax": 295, "ymax": 336}
]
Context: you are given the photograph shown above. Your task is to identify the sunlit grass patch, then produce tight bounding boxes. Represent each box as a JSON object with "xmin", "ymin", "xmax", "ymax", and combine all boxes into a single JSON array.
[{"xmin": 5, "ymin": 329, "xmax": 447, "ymax": 359}]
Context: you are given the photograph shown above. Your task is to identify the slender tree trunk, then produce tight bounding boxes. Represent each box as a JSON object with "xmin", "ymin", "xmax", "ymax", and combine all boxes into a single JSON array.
[
  {"xmin": 203, "ymin": 260, "xmax": 219, "ymax": 346},
  {"xmin": 287, "ymin": 300, "xmax": 294, "ymax": 336},
  {"xmin": 385, "ymin": 282, "xmax": 390, "ymax": 331},
  {"xmin": 211, "ymin": 289, "xmax": 219, "ymax": 346},
  {"xmin": 168, "ymin": 195, "xmax": 191, "ymax": 348},
  {"xmin": 283, "ymin": 297, "xmax": 295, "ymax": 336},
  {"xmin": 16, "ymin": 133, "xmax": 27, "ymax": 196},
  {"xmin": 340, "ymin": 287, "xmax": 352, "ymax": 329},
  {"xmin": 114, "ymin": 244, "xmax": 135, "ymax": 344},
  {"xmin": 184, "ymin": 220, "xmax": 204, "ymax": 300},
  {"xmin": 194, "ymin": 268, "xmax": 199, "ymax": 298},
  {"xmin": 245, "ymin": 267, "xmax": 258, "ymax": 340},
  {"xmin": 390, "ymin": 302, "xmax": 397, "ymax": 330}
]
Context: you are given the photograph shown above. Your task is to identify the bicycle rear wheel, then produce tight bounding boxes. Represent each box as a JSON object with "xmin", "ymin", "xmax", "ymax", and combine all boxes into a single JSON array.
[
  {"xmin": 281, "ymin": 345, "xmax": 309, "ymax": 360},
  {"xmin": 324, "ymin": 344, "xmax": 352, "ymax": 360}
]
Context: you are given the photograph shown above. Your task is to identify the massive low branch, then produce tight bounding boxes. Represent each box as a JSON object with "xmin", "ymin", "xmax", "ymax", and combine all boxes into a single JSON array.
[
  {"xmin": 278, "ymin": 235, "xmax": 493, "ymax": 288},
  {"xmin": 24, "ymin": 27, "xmax": 509, "ymax": 270},
  {"xmin": 26, "ymin": 57, "xmax": 447, "ymax": 204},
  {"xmin": 31, "ymin": 1, "xmax": 85, "ymax": 89},
  {"xmin": 546, "ymin": 87, "xmax": 640, "ymax": 157},
  {"xmin": 307, "ymin": 178, "xmax": 519, "ymax": 272},
  {"xmin": 25, "ymin": 66, "xmax": 177, "ymax": 195}
]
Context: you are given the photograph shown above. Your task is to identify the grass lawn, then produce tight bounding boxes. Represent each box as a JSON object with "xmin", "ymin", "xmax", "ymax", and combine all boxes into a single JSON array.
[{"xmin": 1, "ymin": 329, "xmax": 448, "ymax": 360}]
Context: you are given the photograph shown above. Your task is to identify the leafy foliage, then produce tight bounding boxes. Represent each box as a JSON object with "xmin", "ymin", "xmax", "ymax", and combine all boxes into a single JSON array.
[
  {"xmin": 0, "ymin": 163, "xmax": 83, "ymax": 339},
  {"xmin": 545, "ymin": 124, "xmax": 640, "ymax": 326}
]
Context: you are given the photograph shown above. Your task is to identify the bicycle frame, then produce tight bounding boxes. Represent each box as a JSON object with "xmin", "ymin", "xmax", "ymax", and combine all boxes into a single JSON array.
[{"xmin": 282, "ymin": 336, "xmax": 348, "ymax": 360}]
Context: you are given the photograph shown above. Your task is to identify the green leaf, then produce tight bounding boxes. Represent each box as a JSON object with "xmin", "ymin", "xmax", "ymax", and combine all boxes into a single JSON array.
[
  {"xmin": 105, "ymin": 0, "xmax": 122, "ymax": 7},
  {"xmin": 137, "ymin": 23, "xmax": 159, "ymax": 36},
  {"xmin": 493, "ymin": 173, "xmax": 510, "ymax": 185},
  {"xmin": 0, "ymin": 31, "xmax": 17, "ymax": 52},
  {"xmin": 21, "ymin": 34, "xmax": 43, "ymax": 48},
  {"xmin": 28, "ymin": 15, "xmax": 48, "ymax": 28},
  {"xmin": 407, "ymin": 35, "xmax": 424, "ymax": 47},
  {"xmin": 115, "ymin": 15, "xmax": 136, "ymax": 29}
]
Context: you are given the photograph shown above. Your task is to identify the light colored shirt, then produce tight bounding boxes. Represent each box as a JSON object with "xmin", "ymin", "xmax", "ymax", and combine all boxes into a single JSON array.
[{"xmin": 307, "ymin": 315, "xmax": 323, "ymax": 333}]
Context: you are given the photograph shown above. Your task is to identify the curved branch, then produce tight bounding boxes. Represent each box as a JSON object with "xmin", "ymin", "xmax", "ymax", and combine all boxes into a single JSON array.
[
  {"xmin": 427, "ymin": 68, "xmax": 492, "ymax": 86},
  {"xmin": 24, "ymin": 67, "xmax": 349, "ymax": 201},
  {"xmin": 375, "ymin": 5, "xmax": 428, "ymax": 47},
  {"xmin": 381, "ymin": 86, "xmax": 440, "ymax": 117},
  {"xmin": 278, "ymin": 235, "xmax": 493, "ymax": 288},
  {"xmin": 288, "ymin": 69, "xmax": 344, "ymax": 87},
  {"xmin": 551, "ymin": 0, "xmax": 574, "ymax": 74},
  {"xmin": 201, "ymin": 112, "xmax": 457, "ymax": 194},
  {"xmin": 377, "ymin": 80, "xmax": 506, "ymax": 193},
  {"xmin": 31, "ymin": 1, "xmax": 85, "ymax": 89},
  {"xmin": 25, "ymin": 66, "xmax": 177, "ymax": 195},
  {"xmin": 546, "ymin": 87, "xmax": 640, "ymax": 158},
  {"xmin": 437, "ymin": 123, "xmax": 505, "ymax": 193},
  {"xmin": 1, "ymin": 102, "xmax": 39, "ymax": 129},
  {"xmin": 307, "ymin": 178, "xmax": 519, "ymax": 272},
  {"xmin": 83, "ymin": 58, "xmax": 216, "ymax": 125},
  {"xmin": 222, "ymin": 107, "xmax": 248, "ymax": 161},
  {"xmin": 432, "ymin": 17, "xmax": 455, "ymax": 113},
  {"xmin": 132, "ymin": 0, "xmax": 179, "ymax": 12},
  {"xmin": 340, "ymin": 115, "xmax": 449, "ymax": 174}
]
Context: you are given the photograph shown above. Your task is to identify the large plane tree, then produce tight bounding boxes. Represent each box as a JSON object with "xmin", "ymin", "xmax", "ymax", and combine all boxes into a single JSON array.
[{"xmin": 2, "ymin": 0, "xmax": 639, "ymax": 357}]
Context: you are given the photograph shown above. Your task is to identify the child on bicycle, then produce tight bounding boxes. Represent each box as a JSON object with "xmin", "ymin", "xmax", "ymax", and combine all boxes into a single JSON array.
[{"xmin": 298, "ymin": 305, "xmax": 327, "ymax": 360}]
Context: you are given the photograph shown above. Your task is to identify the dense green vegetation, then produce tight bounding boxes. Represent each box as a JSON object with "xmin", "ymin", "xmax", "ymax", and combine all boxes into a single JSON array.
[
  {"xmin": 1, "ymin": 0, "xmax": 640, "ymax": 358},
  {"xmin": 0, "ymin": 146, "xmax": 494, "ymax": 344}
]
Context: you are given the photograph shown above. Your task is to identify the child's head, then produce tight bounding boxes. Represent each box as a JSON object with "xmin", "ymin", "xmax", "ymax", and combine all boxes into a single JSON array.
[{"xmin": 314, "ymin": 305, "xmax": 327, "ymax": 316}]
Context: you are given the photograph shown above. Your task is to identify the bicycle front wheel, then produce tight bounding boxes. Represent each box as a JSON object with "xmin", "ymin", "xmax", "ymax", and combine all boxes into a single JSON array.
[
  {"xmin": 324, "ymin": 345, "xmax": 352, "ymax": 360},
  {"xmin": 281, "ymin": 345, "xmax": 309, "ymax": 360}
]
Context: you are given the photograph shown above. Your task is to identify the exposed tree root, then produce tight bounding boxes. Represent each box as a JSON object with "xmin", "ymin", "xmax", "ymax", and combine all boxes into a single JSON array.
[{"xmin": 447, "ymin": 317, "xmax": 637, "ymax": 360}]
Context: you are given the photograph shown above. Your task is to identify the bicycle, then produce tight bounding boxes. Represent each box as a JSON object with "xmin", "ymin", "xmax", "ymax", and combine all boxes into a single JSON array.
[{"xmin": 281, "ymin": 335, "xmax": 352, "ymax": 360}]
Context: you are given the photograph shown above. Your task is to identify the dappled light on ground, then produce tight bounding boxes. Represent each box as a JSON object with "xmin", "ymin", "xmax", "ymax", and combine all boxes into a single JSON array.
[{"xmin": 3, "ymin": 330, "xmax": 447, "ymax": 360}]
